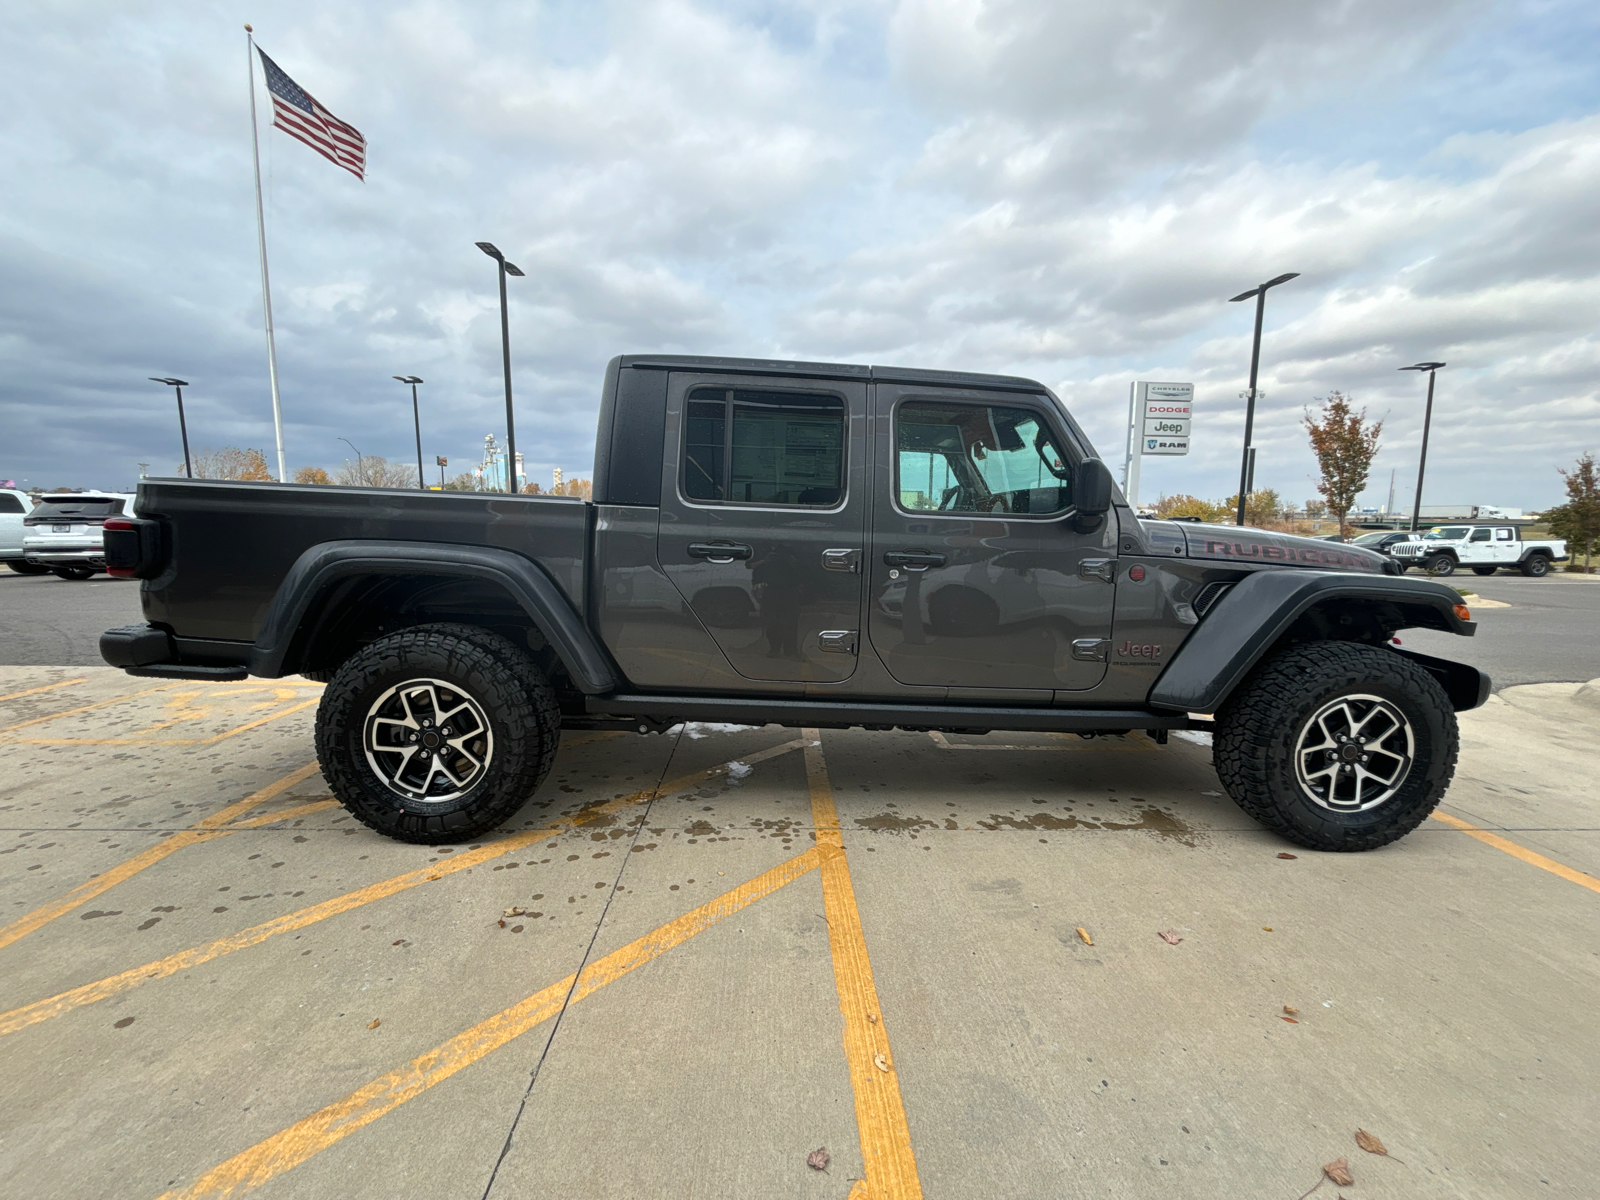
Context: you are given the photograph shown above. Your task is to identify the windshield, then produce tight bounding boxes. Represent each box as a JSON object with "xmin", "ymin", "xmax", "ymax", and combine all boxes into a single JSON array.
[
  {"xmin": 1351, "ymin": 532, "xmax": 1392, "ymax": 545},
  {"xmin": 28, "ymin": 497, "xmax": 125, "ymax": 521},
  {"xmin": 1422, "ymin": 526, "xmax": 1468, "ymax": 540}
]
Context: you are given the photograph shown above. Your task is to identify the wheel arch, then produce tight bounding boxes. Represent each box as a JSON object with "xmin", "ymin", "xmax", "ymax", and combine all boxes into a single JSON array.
[
  {"xmin": 1147, "ymin": 570, "xmax": 1482, "ymax": 714},
  {"xmin": 248, "ymin": 540, "xmax": 618, "ymax": 694}
]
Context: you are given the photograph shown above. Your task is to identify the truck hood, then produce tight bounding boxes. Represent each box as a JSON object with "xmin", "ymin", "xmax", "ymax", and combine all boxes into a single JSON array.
[{"xmin": 1159, "ymin": 521, "xmax": 1390, "ymax": 574}]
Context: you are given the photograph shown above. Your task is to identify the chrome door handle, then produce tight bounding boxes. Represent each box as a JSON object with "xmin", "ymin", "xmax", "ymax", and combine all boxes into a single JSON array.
[
  {"xmin": 1078, "ymin": 558, "xmax": 1115, "ymax": 583},
  {"xmin": 883, "ymin": 550, "xmax": 946, "ymax": 571},
  {"xmin": 688, "ymin": 541, "xmax": 753, "ymax": 563},
  {"xmin": 822, "ymin": 548, "xmax": 861, "ymax": 573}
]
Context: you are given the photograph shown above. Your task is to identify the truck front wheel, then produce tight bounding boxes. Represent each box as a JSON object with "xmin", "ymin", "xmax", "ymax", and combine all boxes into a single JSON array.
[
  {"xmin": 1214, "ymin": 641, "xmax": 1458, "ymax": 852},
  {"xmin": 315, "ymin": 623, "xmax": 560, "ymax": 844},
  {"xmin": 1424, "ymin": 554, "xmax": 1456, "ymax": 576}
]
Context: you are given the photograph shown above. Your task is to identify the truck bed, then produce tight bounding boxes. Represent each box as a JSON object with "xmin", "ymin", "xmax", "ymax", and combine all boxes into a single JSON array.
[{"xmin": 135, "ymin": 479, "xmax": 589, "ymax": 652}]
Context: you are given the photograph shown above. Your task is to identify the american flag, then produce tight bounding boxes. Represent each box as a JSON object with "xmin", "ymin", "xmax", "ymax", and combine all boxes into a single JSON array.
[{"xmin": 257, "ymin": 48, "xmax": 366, "ymax": 180}]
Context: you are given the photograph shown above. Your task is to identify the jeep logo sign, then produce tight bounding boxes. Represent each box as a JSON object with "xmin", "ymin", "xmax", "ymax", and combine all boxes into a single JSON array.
[{"xmin": 1136, "ymin": 382, "xmax": 1192, "ymax": 457}]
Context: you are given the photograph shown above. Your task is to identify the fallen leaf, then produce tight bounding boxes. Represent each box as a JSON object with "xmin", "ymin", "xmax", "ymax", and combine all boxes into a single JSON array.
[
  {"xmin": 1355, "ymin": 1128, "xmax": 1403, "ymax": 1162},
  {"xmin": 367, "ymin": 1018, "xmax": 380, "ymax": 1030},
  {"xmin": 497, "ymin": 919, "xmax": 506, "ymax": 928},
  {"xmin": 1281, "ymin": 1016, "xmax": 1299, "ymax": 1024},
  {"xmin": 503, "ymin": 907, "xmax": 526, "ymax": 918},
  {"xmin": 1077, "ymin": 927, "xmax": 1093, "ymax": 945},
  {"xmin": 1278, "ymin": 852, "xmax": 1298, "ymax": 860},
  {"xmin": 873, "ymin": 1053, "xmax": 889, "ymax": 1072},
  {"xmin": 806, "ymin": 1148, "xmax": 830, "ymax": 1171},
  {"xmin": 1284, "ymin": 1005, "xmax": 1300, "ymax": 1015},
  {"xmin": 1323, "ymin": 1157, "xmax": 1354, "ymax": 1186},
  {"xmin": 392, "ymin": 939, "xmax": 404, "ymax": 946},
  {"xmin": 867, "ymin": 1013, "xmax": 878, "ymax": 1024},
  {"xmin": 426, "ymin": 874, "xmax": 441, "ymax": 881},
  {"xmin": 1262, "ymin": 926, "xmax": 1273, "ymax": 932},
  {"xmin": 1157, "ymin": 930, "xmax": 1182, "ymax": 945}
]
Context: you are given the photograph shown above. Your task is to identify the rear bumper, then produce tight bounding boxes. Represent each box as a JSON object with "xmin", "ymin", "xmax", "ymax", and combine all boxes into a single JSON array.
[
  {"xmin": 26, "ymin": 549, "xmax": 105, "ymax": 567},
  {"xmin": 99, "ymin": 623, "xmax": 247, "ymax": 681}
]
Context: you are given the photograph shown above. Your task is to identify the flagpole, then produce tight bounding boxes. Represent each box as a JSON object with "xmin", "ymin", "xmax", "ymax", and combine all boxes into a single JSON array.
[{"xmin": 245, "ymin": 25, "xmax": 288, "ymax": 484}]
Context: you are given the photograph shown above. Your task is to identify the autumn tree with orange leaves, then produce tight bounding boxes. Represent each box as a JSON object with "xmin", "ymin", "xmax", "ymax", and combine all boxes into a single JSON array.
[{"xmin": 1304, "ymin": 392, "xmax": 1383, "ymax": 540}]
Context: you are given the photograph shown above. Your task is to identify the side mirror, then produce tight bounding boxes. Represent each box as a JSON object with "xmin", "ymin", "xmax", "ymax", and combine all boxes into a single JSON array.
[{"xmin": 1073, "ymin": 458, "xmax": 1113, "ymax": 531}]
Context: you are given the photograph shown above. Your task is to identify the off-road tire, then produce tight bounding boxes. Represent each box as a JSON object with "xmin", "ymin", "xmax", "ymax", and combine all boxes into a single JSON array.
[
  {"xmin": 315, "ymin": 623, "xmax": 560, "ymax": 844},
  {"xmin": 1470, "ymin": 566, "xmax": 1496, "ymax": 576},
  {"xmin": 6, "ymin": 561, "xmax": 50, "ymax": 575},
  {"xmin": 1424, "ymin": 554, "xmax": 1456, "ymax": 577},
  {"xmin": 1214, "ymin": 641, "xmax": 1458, "ymax": 852},
  {"xmin": 1519, "ymin": 553, "xmax": 1550, "ymax": 577}
]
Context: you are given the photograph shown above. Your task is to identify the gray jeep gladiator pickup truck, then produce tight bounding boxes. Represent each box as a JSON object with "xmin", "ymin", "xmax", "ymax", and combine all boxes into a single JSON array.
[{"xmin": 100, "ymin": 355, "xmax": 1488, "ymax": 851}]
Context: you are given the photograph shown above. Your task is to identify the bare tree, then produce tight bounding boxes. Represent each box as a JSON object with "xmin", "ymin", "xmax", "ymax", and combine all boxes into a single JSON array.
[
  {"xmin": 333, "ymin": 456, "xmax": 417, "ymax": 488},
  {"xmin": 192, "ymin": 447, "xmax": 274, "ymax": 481},
  {"xmin": 1304, "ymin": 392, "xmax": 1383, "ymax": 540}
]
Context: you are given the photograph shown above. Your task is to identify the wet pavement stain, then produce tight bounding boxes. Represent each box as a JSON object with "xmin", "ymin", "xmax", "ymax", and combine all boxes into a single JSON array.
[
  {"xmin": 855, "ymin": 813, "xmax": 939, "ymax": 833},
  {"xmin": 976, "ymin": 806, "xmax": 1196, "ymax": 845}
]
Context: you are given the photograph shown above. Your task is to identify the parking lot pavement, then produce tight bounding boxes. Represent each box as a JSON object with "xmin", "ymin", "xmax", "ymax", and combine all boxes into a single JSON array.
[
  {"xmin": 1401, "ymin": 571, "xmax": 1600, "ymax": 689},
  {"xmin": 2, "ymin": 669, "xmax": 1597, "ymax": 1199}
]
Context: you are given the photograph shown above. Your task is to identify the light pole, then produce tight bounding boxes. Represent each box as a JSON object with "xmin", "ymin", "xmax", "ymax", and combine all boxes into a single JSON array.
[
  {"xmin": 475, "ymin": 242, "xmax": 526, "ymax": 494},
  {"xmin": 1399, "ymin": 362, "xmax": 1446, "ymax": 533},
  {"xmin": 149, "ymin": 378, "xmax": 193, "ymax": 478},
  {"xmin": 338, "ymin": 437, "xmax": 365, "ymax": 486},
  {"xmin": 393, "ymin": 376, "xmax": 425, "ymax": 490},
  {"xmin": 1227, "ymin": 273, "xmax": 1299, "ymax": 525}
]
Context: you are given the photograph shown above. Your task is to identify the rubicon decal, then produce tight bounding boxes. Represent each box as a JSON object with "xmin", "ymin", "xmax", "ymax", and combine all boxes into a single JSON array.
[{"xmin": 1196, "ymin": 537, "xmax": 1382, "ymax": 572}]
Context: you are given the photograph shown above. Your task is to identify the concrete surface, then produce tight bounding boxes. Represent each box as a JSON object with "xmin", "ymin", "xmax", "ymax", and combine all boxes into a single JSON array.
[{"xmin": 0, "ymin": 667, "xmax": 1596, "ymax": 1199}]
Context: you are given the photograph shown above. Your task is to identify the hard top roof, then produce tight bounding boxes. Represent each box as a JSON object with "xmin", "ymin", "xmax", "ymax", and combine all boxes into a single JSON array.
[{"xmin": 615, "ymin": 354, "xmax": 1049, "ymax": 394}]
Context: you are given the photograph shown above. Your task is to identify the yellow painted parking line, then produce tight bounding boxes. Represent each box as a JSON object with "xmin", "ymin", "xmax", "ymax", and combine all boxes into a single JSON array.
[
  {"xmin": 0, "ymin": 678, "xmax": 88, "ymax": 704},
  {"xmin": 805, "ymin": 729, "xmax": 924, "ymax": 1200},
  {"xmin": 2, "ymin": 697, "xmax": 324, "ymax": 746},
  {"xmin": 1431, "ymin": 810, "xmax": 1600, "ymax": 894},
  {"xmin": 0, "ymin": 762, "xmax": 323, "ymax": 953},
  {"xmin": 226, "ymin": 798, "xmax": 342, "ymax": 828},
  {"xmin": 0, "ymin": 682, "xmax": 184, "ymax": 734},
  {"xmin": 151, "ymin": 847, "xmax": 827, "ymax": 1200},
  {"xmin": 0, "ymin": 741, "xmax": 810, "ymax": 1037}
]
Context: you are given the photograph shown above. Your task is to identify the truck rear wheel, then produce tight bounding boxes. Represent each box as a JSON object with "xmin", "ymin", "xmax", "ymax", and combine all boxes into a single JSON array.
[
  {"xmin": 1519, "ymin": 553, "xmax": 1550, "ymax": 577},
  {"xmin": 1470, "ymin": 566, "xmax": 1496, "ymax": 576},
  {"xmin": 1214, "ymin": 641, "xmax": 1457, "ymax": 852},
  {"xmin": 315, "ymin": 623, "xmax": 560, "ymax": 844},
  {"xmin": 6, "ymin": 561, "xmax": 51, "ymax": 575}
]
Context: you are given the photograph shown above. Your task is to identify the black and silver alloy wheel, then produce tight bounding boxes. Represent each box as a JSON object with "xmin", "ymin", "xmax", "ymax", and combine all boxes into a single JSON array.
[
  {"xmin": 315, "ymin": 623, "xmax": 560, "ymax": 844},
  {"xmin": 363, "ymin": 678, "xmax": 494, "ymax": 803},
  {"xmin": 1214, "ymin": 641, "xmax": 1458, "ymax": 852},
  {"xmin": 1293, "ymin": 694, "xmax": 1414, "ymax": 812}
]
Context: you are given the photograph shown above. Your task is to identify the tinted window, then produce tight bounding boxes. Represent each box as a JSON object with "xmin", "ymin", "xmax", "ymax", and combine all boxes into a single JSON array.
[
  {"xmin": 29, "ymin": 498, "xmax": 124, "ymax": 521},
  {"xmin": 0, "ymin": 494, "xmax": 24, "ymax": 514},
  {"xmin": 896, "ymin": 401, "xmax": 1072, "ymax": 515},
  {"xmin": 683, "ymin": 388, "xmax": 844, "ymax": 506},
  {"xmin": 1470, "ymin": 528, "xmax": 1491, "ymax": 542}
]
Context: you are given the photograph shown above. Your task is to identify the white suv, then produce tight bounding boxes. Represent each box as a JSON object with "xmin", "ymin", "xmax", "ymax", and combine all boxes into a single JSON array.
[
  {"xmin": 1, "ymin": 488, "xmax": 49, "ymax": 574},
  {"xmin": 22, "ymin": 492, "xmax": 138, "ymax": 580}
]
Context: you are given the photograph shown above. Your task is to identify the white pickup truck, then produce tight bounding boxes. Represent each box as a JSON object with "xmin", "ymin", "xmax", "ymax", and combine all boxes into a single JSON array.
[{"xmin": 1388, "ymin": 524, "xmax": 1567, "ymax": 577}]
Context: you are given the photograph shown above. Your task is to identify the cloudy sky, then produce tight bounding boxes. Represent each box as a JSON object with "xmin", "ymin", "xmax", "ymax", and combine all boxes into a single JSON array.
[{"xmin": 3, "ymin": 0, "xmax": 1598, "ymax": 510}]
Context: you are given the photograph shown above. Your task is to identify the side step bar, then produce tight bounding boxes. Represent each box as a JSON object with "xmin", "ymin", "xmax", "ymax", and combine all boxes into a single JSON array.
[{"xmin": 586, "ymin": 693, "xmax": 1209, "ymax": 736}]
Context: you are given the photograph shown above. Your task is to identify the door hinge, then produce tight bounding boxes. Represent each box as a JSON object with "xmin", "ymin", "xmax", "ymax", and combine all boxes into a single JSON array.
[
  {"xmin": 1071, "ymin": 638, "xmax": 1110, "ymax": 662},
  {"xmin": 1079, "ymin": 558, "xmax": 1115, "ymax": 583},
  {"xmin": 821, "ymin": 548, "xmax": 861, "ymax": 573},
  {"xmin": 818, "ymin": 630, "xmax": 858, "ymax": 655}
]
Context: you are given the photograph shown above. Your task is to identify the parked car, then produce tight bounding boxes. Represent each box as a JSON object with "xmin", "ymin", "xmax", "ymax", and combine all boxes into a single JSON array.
[
  {"xmin": 101, "ymin": 354, "xmax": 1485, "ymax": 853},
  {"xmin": 1387, "ymin": 525, "xmax": 1566, "ymax": 577},
  {"xmin": 22, "ymin": 492, "xmax": 137, "ymax": 579},
  {"xmin": 1, "ymin": 488, "xmax": 49, "ymax": 574},
  {"xmin": 1350, "ymin": 531, "xmax": 1413, "ymax": 556}
]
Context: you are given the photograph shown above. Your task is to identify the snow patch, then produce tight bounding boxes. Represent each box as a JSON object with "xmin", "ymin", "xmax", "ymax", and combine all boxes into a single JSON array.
[
  {"xmin": 1173, "ymin": 729, "xmax": 1213, "ymax": 747},
  {"xmin": 725, "ymin": 761, "xmax": 753, "ymax": 781},
  {"xmin": 666, "ymin": 722, "xmax": 759, "ymax": 739}
]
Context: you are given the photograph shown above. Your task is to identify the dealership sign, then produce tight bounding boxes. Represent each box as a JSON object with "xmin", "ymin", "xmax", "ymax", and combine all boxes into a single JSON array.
[{"xmin": 1138, "ymin": 381, "xmax": 1192, "ymax": 455}]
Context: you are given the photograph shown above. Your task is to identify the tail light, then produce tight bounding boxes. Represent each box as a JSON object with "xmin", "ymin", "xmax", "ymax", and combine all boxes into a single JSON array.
[{"xmin": 104, "ymin": 518, "xmax": 165, "ymax": 579}]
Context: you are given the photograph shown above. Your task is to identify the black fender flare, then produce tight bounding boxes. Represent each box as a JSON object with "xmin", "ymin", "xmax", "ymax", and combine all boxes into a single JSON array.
[
  {"xmin": 247, "ymin": 540, "xmax": 618, "ymax": 693},
  {"xmin": 1147, "ymin": 570, "xmax": 1480, "ymax": 713}
]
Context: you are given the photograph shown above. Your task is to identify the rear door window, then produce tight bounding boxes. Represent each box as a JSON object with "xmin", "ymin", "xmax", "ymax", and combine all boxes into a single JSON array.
[
  {"xmin": 683, "ymin": 387, "xmax": 845, "ymax": 506},
  {"xmin": 0, "ymin": 494, "xmax": 24, "ymax": 514}
]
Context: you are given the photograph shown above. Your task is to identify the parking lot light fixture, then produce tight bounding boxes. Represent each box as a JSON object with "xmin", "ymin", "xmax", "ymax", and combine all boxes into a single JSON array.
[
  {"xmin": 393, "ymin": 376, "xmax": 426, "ymax": 490},
  {"xmin": 338, "ymin": 437, "xmax": 366, "ymax": 487},
  {"xmin": 476, "ymin": 242, "xmax": 525, "ymax": 494},
  {"xmin": 1227, "ymin": 272, "xmax": 1300, "ymax": 526},
  {"xmin": 149, "ymin": 377, "xmax": 193, "ymax": 478},
  {"xmin": 1399, "ymin": 362, "xmax": 1447, "ymax": 533}
]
